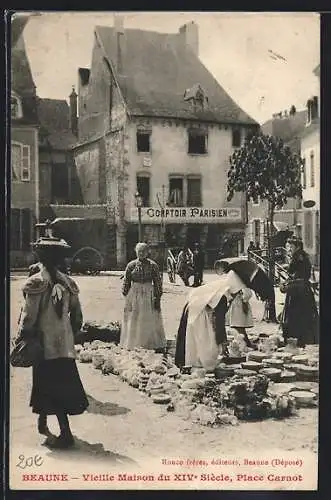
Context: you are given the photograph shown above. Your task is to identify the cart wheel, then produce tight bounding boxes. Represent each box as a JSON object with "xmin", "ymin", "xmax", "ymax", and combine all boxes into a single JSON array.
[{"xmin": 167, "ymin": 258, "xmax": 176, "ymax": 284}]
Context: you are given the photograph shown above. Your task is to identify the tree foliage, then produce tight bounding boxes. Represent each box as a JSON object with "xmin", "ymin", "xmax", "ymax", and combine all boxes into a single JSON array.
[{"xmin": 227, "ymin": 132, "xmax": 303, "ymax": 208}]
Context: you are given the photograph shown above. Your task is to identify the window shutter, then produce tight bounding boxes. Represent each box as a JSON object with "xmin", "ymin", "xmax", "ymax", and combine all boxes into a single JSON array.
[
  {"xmin": 21, "ymin": 145, "xmax": 31, "ymax": 181},
  {"xmin": 310, "ymin": 152, "xmax": 315, "ymax": 188},
  {"xmin": 11, "ymin": 143, "xmax": 21, "ymax": 181},
  {"xmin": 261, "ymin": 220, "xmax": 265, "ymax": 247},
  {"xmin": 187, "ymin": 177, "xmax": 202, "ymax": 206}
]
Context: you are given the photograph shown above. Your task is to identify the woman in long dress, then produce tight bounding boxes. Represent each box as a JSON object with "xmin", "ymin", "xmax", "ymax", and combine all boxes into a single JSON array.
[
  {"xmin": 280, "ymin": 237, "xmax": 319, "ymax": 347},
  {"xmin": 15, "ymin": 237, "xmax": 88, "ymax": 449},
  {"xmin": 227, "ymin": 287, "xmax": 254, "ymax": 347},
  {"xmin": 175, "ymin": 268, "xmax": 248, "ymax": 371},
  {"xmin": 120, "ymin": 242, "xmax": 166, "ymax": 351}
]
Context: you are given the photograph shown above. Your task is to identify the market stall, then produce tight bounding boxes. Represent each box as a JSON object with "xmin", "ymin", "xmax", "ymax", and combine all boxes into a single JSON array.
[{"xmin": 75, "ymin": 333, "xmax": 318, "ymax": 428}]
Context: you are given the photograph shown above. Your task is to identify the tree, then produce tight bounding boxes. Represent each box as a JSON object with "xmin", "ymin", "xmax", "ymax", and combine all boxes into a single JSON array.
[{"xmin": 227, "ymin": 132, "xmax": 303, "ymax": 322}]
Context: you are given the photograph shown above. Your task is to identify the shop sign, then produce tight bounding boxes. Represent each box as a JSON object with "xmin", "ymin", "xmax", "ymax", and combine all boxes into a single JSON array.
[
  {"xmin": 143, "ymin": 156, "xmax": 152, "ymax": 167},
  {"xmin": 129, "ymin": 207, "xmax": 242, "ymax": 224}
]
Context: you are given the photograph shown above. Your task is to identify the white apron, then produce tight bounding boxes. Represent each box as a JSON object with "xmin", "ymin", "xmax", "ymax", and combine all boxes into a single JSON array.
[{"xmin": 185, "ymin": 270, "xmax": 246, "ymax": 370}]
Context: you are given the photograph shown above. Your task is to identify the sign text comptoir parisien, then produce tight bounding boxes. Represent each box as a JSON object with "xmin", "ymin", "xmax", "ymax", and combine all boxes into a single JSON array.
[{"xmin": 130, "ymin": 207, "xmax": 242, "ymax": 223}]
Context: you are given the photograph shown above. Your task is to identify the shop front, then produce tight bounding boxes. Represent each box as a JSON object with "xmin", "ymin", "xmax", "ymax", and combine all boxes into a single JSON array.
[{"xmin": 126, "ymin": 206, "xmax": 245, "ymax": 268}]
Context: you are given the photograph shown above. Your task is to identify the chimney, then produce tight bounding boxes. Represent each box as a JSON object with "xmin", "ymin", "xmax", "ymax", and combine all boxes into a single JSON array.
[
  {"xmin": 69, "ymin": 85, "xmax": 78, "ymax": 137},
  {"xmin": 179, "ymin": 21, "xmax": 199, "ymax": 57},
  {"xmin": 114, "ymin": 14, "xmax": 125, "ymax": 74}
]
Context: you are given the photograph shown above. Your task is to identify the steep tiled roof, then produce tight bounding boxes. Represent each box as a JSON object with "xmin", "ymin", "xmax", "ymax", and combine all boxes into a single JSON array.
[
  {"xmin": 95, "ymin": 25, "xmax": 257, "ymax": 126},
  {"xmin": 262, "ymin": 110, "xmax": 306, "ymax": 145},
  {"xmin": 37, "ymin": 98, "xmax": 77, "ymax": 150},
  {"xmin": 11, "ymin": 19, "xmax": 38, "ymax": 125}
]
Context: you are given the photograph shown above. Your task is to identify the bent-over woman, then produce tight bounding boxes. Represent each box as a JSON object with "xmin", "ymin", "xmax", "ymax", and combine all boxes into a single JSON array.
[
  {"xmin": 120, "ymin": 242, "xmax": 166, "ymax": 351},
  {"xmin": 16, "ymin": 236, "xmax": 88, "ymax": 449},
  {"xmin": 175, "ymin": 268, "xmax": 248, "ymax": 371}
]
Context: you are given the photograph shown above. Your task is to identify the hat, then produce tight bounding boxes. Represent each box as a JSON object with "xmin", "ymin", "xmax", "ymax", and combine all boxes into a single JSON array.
[
  {"xmin": 32, "ymin": 220, "xmax": 71, "ymax": 250},
  {"xmin": 32, "ymin": 236, "xmax": 71, "ymax": 250}
]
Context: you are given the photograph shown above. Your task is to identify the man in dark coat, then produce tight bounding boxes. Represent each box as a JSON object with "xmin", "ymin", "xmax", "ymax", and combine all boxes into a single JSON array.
[{"xmin": 192, "ymin": 242, "xmax": 205, "ymax": 287}]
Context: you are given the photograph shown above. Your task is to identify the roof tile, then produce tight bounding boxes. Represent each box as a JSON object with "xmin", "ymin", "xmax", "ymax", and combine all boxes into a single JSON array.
[{"xmin": 96, "ymin": 25, "xmax": 257, "ymax": 126}]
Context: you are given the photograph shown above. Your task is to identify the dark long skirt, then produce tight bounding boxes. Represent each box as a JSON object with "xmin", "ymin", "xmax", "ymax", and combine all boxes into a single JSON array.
[
  {"xmin": 30, "ymin": 358, "xmax": 89, "ymax": 415},
  {"xmin": 175, "ymin": 304, "xmax": 189, "ymax": 368},
  {"xmin": 281, "ymin": 282, "xmax": 319, "ymax": 347}
]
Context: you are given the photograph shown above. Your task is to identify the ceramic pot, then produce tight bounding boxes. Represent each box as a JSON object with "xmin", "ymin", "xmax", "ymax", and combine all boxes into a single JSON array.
[
  {"xmin": 280, "ymin": 371, "xmax": 296, "ymax": 383},
  {"xmin": 241, "ymin": 361, "xmax": 262, "ymax": 372},
  {"xmin": 289, "ymin": 390, "xmax": 316, "ymax": 407},
  {"xmin": 263, "ymin": 358, "xmax": 284, "ymax": 369},
  {"xmin": 259, "ymin": 368, "xmax": 282, "ymax": 382},
  {"xmin": 234, "ymin": 368, "xmax": 256, "ymax": 377},
  {"xmin": 247, "ymin": 351, "xmax": 268, "ymax": 363}
]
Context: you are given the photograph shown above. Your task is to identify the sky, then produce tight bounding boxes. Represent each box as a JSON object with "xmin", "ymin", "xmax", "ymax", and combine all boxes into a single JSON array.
[{"xmin": 19, "ymin": 11, "xmax": 320, "ymax": 124}]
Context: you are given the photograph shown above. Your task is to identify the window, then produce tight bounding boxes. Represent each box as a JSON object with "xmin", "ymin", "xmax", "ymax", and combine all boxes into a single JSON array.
[
  {"xmin": 10, "ymin": 208, "xmax": 32, "ymax": 251},
  {"xmin": 232, "ymin": 128, "xmax": 241, "ymax": 148},
  {"xmin": 188, "ymin": 130, "xmax": 207, "ymax": 155},
  {"xmin": 310, "ymin": 151, "xmax": 315, "ymax": 187},
  {"xmin": 136, "ymin": 175, "xmax": 150, "ymax": 206},
  {"xmin": 302, "ymin": 157, "xmax": 307, "ymax": 189},
  {"xmin": 168, "ymin": 177, "xmax": 183, "ymax": 206},
  {"xmin": 11, "ymin": 92, "xmax": 23, "ymax": 119},
  {"xmin": 187, "ymin": 176, "xmax": 202, "ymax": 206},
  {"xmin": 137, "ymin": 131, "xmax": 151, "ymax": 153},
  {"xmin": 11, "ymin": 142, "xmax": 31, "ymax": 181},
  {"xmin": 252, "ymin": 196, "xmax": 260, "ymax": 206}
]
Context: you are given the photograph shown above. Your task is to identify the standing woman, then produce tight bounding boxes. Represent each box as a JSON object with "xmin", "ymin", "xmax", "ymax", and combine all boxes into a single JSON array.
[
  {"xmin": 121, "ymin": 242, "xmax": 166, "ymax": 351},
  {"xmin": 280, "ymin": 237, "xmax": 319, "ymax": 347},
  {"xmin": 217, "ymin": 261, "xmax": 254, "ymax": 347},
  {"xmin": 15, "ymin": 236, "xmax": 88, "ymax": 449}
]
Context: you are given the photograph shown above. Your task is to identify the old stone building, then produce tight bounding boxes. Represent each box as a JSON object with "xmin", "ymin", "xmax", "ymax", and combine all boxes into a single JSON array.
[
  {"xmin": 38, "ymin": 96, "xmax": 78, "ymax": 213},
  {"xmin": 11, "ymin": 15, "xmax": 39, "ymax": 267},
  {"xmin": 301, "ymin": 64, "xmax": 320, "ymax": 266},
  {"xmin": 71, "ymin": 18, "xmax": 258, "ymax": 268}
]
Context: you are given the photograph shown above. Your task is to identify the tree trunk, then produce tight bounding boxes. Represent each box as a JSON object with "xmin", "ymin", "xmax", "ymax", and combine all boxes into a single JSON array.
[{"xmin": 263, "ymin": 202, "xmax": 277, "ymax": 322}]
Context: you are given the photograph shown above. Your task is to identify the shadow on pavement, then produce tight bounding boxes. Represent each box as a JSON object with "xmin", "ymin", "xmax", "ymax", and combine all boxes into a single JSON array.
[
  {"xmin": 86, "ymin": 394, "xmax": 130, "ymax": 416},
  {"xmin": 43, "ymin": 436, "xmax": 138, "ymax": 466}
]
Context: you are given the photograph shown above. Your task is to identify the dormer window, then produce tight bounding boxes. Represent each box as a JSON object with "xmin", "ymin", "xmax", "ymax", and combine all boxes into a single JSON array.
[
  {"xmin": 184, "ymin": 84, "xmax": 208, "ymax": 109},
  {"xmin": 11, "ymin": 92, "xmax": 23, "ymax": 119}
]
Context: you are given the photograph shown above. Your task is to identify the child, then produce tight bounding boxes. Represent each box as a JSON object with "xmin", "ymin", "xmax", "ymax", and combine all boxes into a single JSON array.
[{"xmin": 227, "ymin": 287, "xmax": 254, "ymax": 348}]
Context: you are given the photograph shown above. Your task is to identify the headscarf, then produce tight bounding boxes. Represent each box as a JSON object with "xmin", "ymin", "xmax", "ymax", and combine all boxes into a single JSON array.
[
  {"xmin": 135, "ymin": 242, "xmax": 149, "ymax": 258},
  {"xmin": 187, "ymin": 270, "xmax": 247, "ymax": 325}
]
